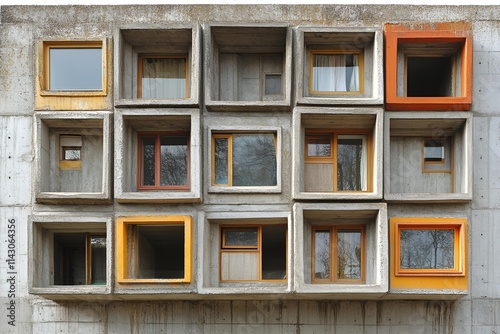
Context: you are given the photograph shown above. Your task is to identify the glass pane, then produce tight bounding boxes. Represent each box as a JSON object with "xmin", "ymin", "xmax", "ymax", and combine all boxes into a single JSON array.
[
  {"xmin": 141, "ymin": 57, "xmax": 187, "ymax": 98},
  {"xmin": 337, "ymin": 230, "xmax": 361, "ymax": 280},
  {"xmin": 424, "ymin": 139, "xmax": 445, "ymax": 162},
  {"xmin": 214, "ymin": 137, "xmax": 229, "ymax": 185},
  {"xmin": 232, "ymin": 134, "xmax": 277, "ymax": 186},
  {"xmin": 160, "ymin": 136, "xmax": 188, "ymax": 186},
  {"xmin": 307, "ymin": 136, "xmax": 331, "ymax": 157},
  {"xmin": 312, "ymin": 54, "xmax": 359, "ymax": 92},
  {"xmin": 261, "ymin": 225, "xmax": 287, "ymax": 280},
  {"xmin": 137, "ymin": 225, "xmax": 185, "ymax": 279},
  {"xmin": 90, "ymin": 236, "xmax": 106, "ymax": 285},
  {"xmin": 141, "ymin": 137, "xmax": 156, "ymax": 186},
  {"xmin": 265, "ymin": 74, "xmax": 282, "ymax": 95},
  {"xmin": 314, "ymin": 230, "xmax": 330, "ymax": 279},
  {"xmin": 49, "ymin": 48, "xmax": 102, "ymax": 90},
  {"xmin": 63, "ymin": 148, "xmax": 81, "ymax": 161},
  {"xmin": 337, "ymin": 135, "xmax": 365, "ymax": 191},
  {"xmin": 53, "ymin": 233, "xmax": 86, "ymax": 285},
  {"xmin": 400, "ymin": 229, "xmax": 455, "ymax": 269},
  {"xmin": 224, "ymin": 228, "xmax": 258, "ymax": 247}
]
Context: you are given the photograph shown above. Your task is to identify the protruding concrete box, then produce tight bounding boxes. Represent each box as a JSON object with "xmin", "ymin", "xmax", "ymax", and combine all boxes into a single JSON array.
[
  {"xmin": 204, "ymin": 24, "xmax": 292, "ymax": 112},
  {"xmin": 29, "ymin": 214, "xmax": 112, "ymax": 299},
  {"xmin": 292, "ymin": 107, "xmax": 383, "ymax": 200},
  {"xmin": 34, "ymin": 112, "xmax": 112, "ymax": 204},
  {"xmin": 384, "ymin": 112, "xmax": 473, "ymax": 202},
  {"xmin": 295, "ymin": 27, "xmax": 383, "ymax": 106},
  {"xmin": 293, "ymin": 203, "xmax": 388, "ymax": 299},
  {"xmin": 114, "ymin": 108, "xmax": 202, "ymax": 203},
  {"xmin": 114, "ymin": 24, "xmax": 201, "ymax": 107}
]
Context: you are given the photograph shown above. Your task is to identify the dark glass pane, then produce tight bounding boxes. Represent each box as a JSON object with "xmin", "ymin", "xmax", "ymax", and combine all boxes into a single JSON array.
[
  {"xmin": 307, "ymin": 136, "xmax": 331, "ymax": 157},
  {"xmin": 337, "ymin": 230, "xmax": 361, "ymax": 280},
  {"xmin": 400, "ymin": 229, "xmax": 455, "ymax": 269},
  {"xmin": 90, "ymin": 236, "xmax": 106, "ymax": 285},
  {"xmin": 224, "ymin": 228, "xmax": 258, "ymax": 247},
  {"xmin": 261, "ymin": 225, "xmax": 287, "ymax": 280},
  {"xmin": 265, "ymin": 74, "xmax": 282, "ymax": 95},
  {"xmin": 137, "ymin": 225, "xmax": 185, "ymax": 279},
  {"xmin": 214, "ymin": 137, "xmax": 229, "ymax": 184},
  {"xmin": 160, "ymin": 136, "xmax": 188, "ymax": 186},
  {"xmin": 141, "ymin": 57, "xmax": 187, "ymax": 98},
  {"xmin": 232, "ymin": 134, "xmax": 277, "ymax": 186},
  {"xmin": 337, "ymin": 136, "xmax": 364, "ymax": 191},
  {"xmin": 314, "ymin": 230, "xmax": 330, "ymax": 279},
  {"xmin": 141, "ymin": 137, "xmax": 156, "ymax": 186},
  {"xmin": 49, "ymin": 48, "xmax": 102, "ymax": 90},
  {"xmin": 53, "ymin": 233, "xmax": 86, "ymax": 285}
]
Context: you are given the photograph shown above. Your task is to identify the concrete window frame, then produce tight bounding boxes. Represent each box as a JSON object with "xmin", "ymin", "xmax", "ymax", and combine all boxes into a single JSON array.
[
  {"xmin": 295, "ymin": 27, "xmax": 383, "ymax": 106},
  {"xmin": 293, "ymin": 202, "xmax": 388, "ymax": 298},
  {"xmin": 204, "ymin": 24, "xmax": 292, "ymax": 112},
  {"xmin": 35, "ymin": 38, "xmax": 112, "ymax": 111},
  {"xmin": 384, "ymin": 21, "xmax": 472, "ymax": 111},
  {"xmin": 114, "ymin": 109, "xmax": 201, "ymax": 203},
  {"xmin": 34, "ymin": 112, "xmax": 112, "ymax": 204},
  {"xmin": 207, "ymin": 126, "xmax": 282, "ymax": 194},
  {"xmin": 29, "ymin": 215, "xmax": 112, "ymax": 298},
  {"xmin": 200, "ymin": 210, "xmax": 292, "ymax": 296},
  {"xmin": 292, "ymin": 107, "xmax": 383, "ymax": 201},
  {"xmin": 384, "ymin": 112, "xmax": 472, "ymax": 202},
  {"xmin": 390, "ymin": 217, "xmax": 468, "ymax": 297},
  {"xmin": 115, "ymin": 24, "xmax": 201, "ymax": 107}
]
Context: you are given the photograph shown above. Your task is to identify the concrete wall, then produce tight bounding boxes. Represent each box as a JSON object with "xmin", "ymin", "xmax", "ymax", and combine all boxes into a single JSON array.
[{"xmin": 1, "ymin": 4, "xmax": 500, "ymax": 333}]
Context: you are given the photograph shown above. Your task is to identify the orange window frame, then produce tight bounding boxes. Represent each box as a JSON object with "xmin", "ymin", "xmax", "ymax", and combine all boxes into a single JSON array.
[
  {"xmin": 136, "ymin": 132, "xmax": 190, "ymax": 191},
  {"xmin": 137, "ymin": 54, "xmax": 189, "ymax": 99},
  {"xmin": 393, "ymin": 218, "xmax": 466, "ymax": 277},
  {"xmin": 311, "ymin": 225, "xmax": 366, "ymax": 284},
  {"xmin": 304, "ymin": 129, "xmax": 373, "ymax": 192},
  {"xmin": 219, "ymin": 224, "xmax": 288, "ymax": 283},
  {"xmin": 116, "ymin": 216, "xmax": 192, "ymax": 284},
  {"xmin": 42, "ymin": 40, "xmax": 106, "ymax": 96},
  {"xmin": 309, "ymin": 50, "xmax": 364, "ymax": 95}
]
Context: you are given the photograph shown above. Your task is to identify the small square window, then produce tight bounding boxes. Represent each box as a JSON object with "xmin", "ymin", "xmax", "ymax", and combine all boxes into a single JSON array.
[
  {"xmin": 312, "ymin": 226, "xmax": 365, "ymax": 283},
  {"xmin": 59, "ymin": 135, "xmax": 83, "ymax": 170},
  {"xmin": 53, "ymin": 233, "xmax": 106, "ymax": 285},
  {"xmin": 424, "ymin": 139, "xmax": 445, "ymax": 162},
  {"xmin": 117, "ymin": 216, "xmax": 192, "ymax": 283},
  {"xmin": 212, "ymin": 133, "xmax": 277, "ymax": 187},
  {"xmin": 422, "ymin": 137, "xmax": 452, "ymax": 173},
  {"xmin": 220, "ymin": 225, "xmax": 287, "ymax": 282},
  {"xmin": 305, "ymin": 131, "xmax": 371, "ymax": 192},
  {"xmin": 310, "ymin": 51, "xmax": 363, "ymax": 94},
  {"xmin": 393, "ymin": 218, "xmax": 466, "ymax": 277},
  {"xmin": 138, "ymin": 55, "xmax": 188, "ymax": 99},
  {"xmin": 43, "ymin": 41, "xmax": 104, "ymax": 92},
  {"xmin": 264, "ymin": 74, "xmax": 282, "ymax": 95},
  {"xmin": 137, "ymin": 132, "xmax": 190, "ymax": 190}
]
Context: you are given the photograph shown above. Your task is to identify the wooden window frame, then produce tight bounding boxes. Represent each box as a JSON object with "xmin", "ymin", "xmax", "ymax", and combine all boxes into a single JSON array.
[
  {"xmin": 211, "ymin": 132, "xmax": 278, "ymax": 187},
  {"xmin": 393, "ymin": 217, "xmax": 466, "ymax": 277},
  {"xmin": 137, "ymin": 131, "xmax": 190, "ymax": 191},
  {"xmin": 137, "ymin": 54, "xmax": 189, "ymax": 99},
  {"xmin": 311, "ymin": 225, "xmax": 366, "ymax": 284},
  {"xmin": 116, "ymin": 216, "xmax": 192, "ymax": 284},
  {"xmin": 309, "ymin": 50, "xmax": 364, "ymax": 95},
  {"xmin": 219, "ymin": 224, "xmax": 288, "ymax": 283},
  {"xmin": 421, "ymin": 136, "xmax": 454, "ymax": 175},
  {"xmin": 304, "ymin": 129, "xmax": 373, "ymax": 192},
  {"xmin": 42, "ymin": 40, "xmax": 107, "ymax": 96},
  {"xmin": 53, "ymin": 232, "xmax": 106, "ymax": 286}
]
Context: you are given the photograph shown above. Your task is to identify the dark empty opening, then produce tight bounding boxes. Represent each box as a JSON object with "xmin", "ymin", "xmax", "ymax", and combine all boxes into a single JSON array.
[
  {"xmin": 407, "ymin": 56, "xmax": 453, "ymax": 97},
  {"xmin": 54, "ymin": 233, "xmax": 86, "ymax": 285},
  {"xmin": 261, "ymin": 225, "xmax": 287, "ymax": 280}
]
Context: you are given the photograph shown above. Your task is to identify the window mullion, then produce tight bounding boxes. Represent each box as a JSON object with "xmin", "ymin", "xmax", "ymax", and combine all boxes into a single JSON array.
[{"xmin": 155, "ymin": 134, "xmax": 161, "ymax": 187}]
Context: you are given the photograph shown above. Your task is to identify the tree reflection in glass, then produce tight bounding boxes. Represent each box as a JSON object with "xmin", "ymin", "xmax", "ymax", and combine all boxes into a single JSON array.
[
  {"xmin": 142, "ymin": 137, "xmax": 156, "ymax": 186},
  {"xmin": 214, "ymin": 137, "xmax": 229, "ymax": 185},
  {"xmin": 337, "ymin": 136, "xmax": 365, "ymax": 191},
  {"xmin": 232, "ymin": 134, "xmax": 276, "ymax": 186},
  {"xmin": 337, "ymin": 230, "xmax": 361, "ymax": 280},
  {"xmin": 314, "ymin": 230, "xmax": 330, "ymax": 279},
  {"xmin": 400, "ymin": 229, "xmax": 454, "ymax": 269},
  {"xmin": 159, "ymin": 136, "xmax": 188, "ymax": 186}
]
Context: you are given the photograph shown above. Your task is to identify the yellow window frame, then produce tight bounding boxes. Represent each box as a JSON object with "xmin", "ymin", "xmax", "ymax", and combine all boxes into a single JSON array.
[
  {"xmin": 309, "ymin": 49, "xmax": 364, "ymax": 95},
  {"xmin": 42, "ymin": 40, "xmax": 107, "ymax": 96},
  {"xmin": 116, "ymin": 216, "xmax": 192, "ymax": 284},
  {"xmin": 311, "ymin": 225, "xmax": 366, "ymax": 284}
]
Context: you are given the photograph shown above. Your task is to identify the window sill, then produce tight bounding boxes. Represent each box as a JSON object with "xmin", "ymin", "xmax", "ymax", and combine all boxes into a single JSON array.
[
  {"xmin": 115, "ymin": 191, "xmax": 201, "ymax": 204},
  {"xmin": 114, "ymin": 98, "xmax": 199, "ymax": 108},
  {"xmin": 208, "ymin": 186, "xmax": 281, "ymax": 194},
  {"xmin": 205, "ymin": 100, "xmax": 291, "ymax": 112},
  {"xmin": 293, "ymin": 191, "xmax": 382, "ymax": 201},
  {"xmin": 384, "ymin": 193, "xmax": 472, "ymax": 203},
  {"xmin": 35, "ymin": 192, "xmax": 111, "ymax": 205},
  {"xmin": 297, "ymin": 96, "xmax": 384, "ymax": 106}
]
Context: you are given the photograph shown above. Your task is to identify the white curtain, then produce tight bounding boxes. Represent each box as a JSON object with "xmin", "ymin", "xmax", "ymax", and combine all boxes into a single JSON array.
[
  {"xmin": 141, "ymin": 58, "xmax": 186, "ymax": 98},
  {"xmin": 312, "ymin": 54, "xmax": 359, "ymax": 92}
]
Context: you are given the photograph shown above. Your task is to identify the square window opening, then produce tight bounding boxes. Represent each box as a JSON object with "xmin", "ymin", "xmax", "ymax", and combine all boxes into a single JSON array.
[
  {"xmin": 310, "ymin": 51, "xmax": 363, "ymax": 94},
  {"xmin": 138, "ymin": 55, "xmax": 188, "ymax": 99},
  {"xmin": 406, "ymin": 56, "xmax": 454, "ymax": 97},
  {"xmin": 264, "ymin": 73, "xmax": 282, "ymax": 95}
]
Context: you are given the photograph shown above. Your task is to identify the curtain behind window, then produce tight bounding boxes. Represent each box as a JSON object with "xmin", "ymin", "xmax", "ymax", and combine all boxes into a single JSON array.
[{"xmin": 141, "ymin": 57, "xmax": 186, "ymax": 98}]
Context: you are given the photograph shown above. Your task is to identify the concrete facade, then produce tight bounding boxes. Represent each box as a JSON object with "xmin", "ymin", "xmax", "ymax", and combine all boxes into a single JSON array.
[{"xmin": 1, "ymin": 4, "xmax": 500, "ymax": 333}]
